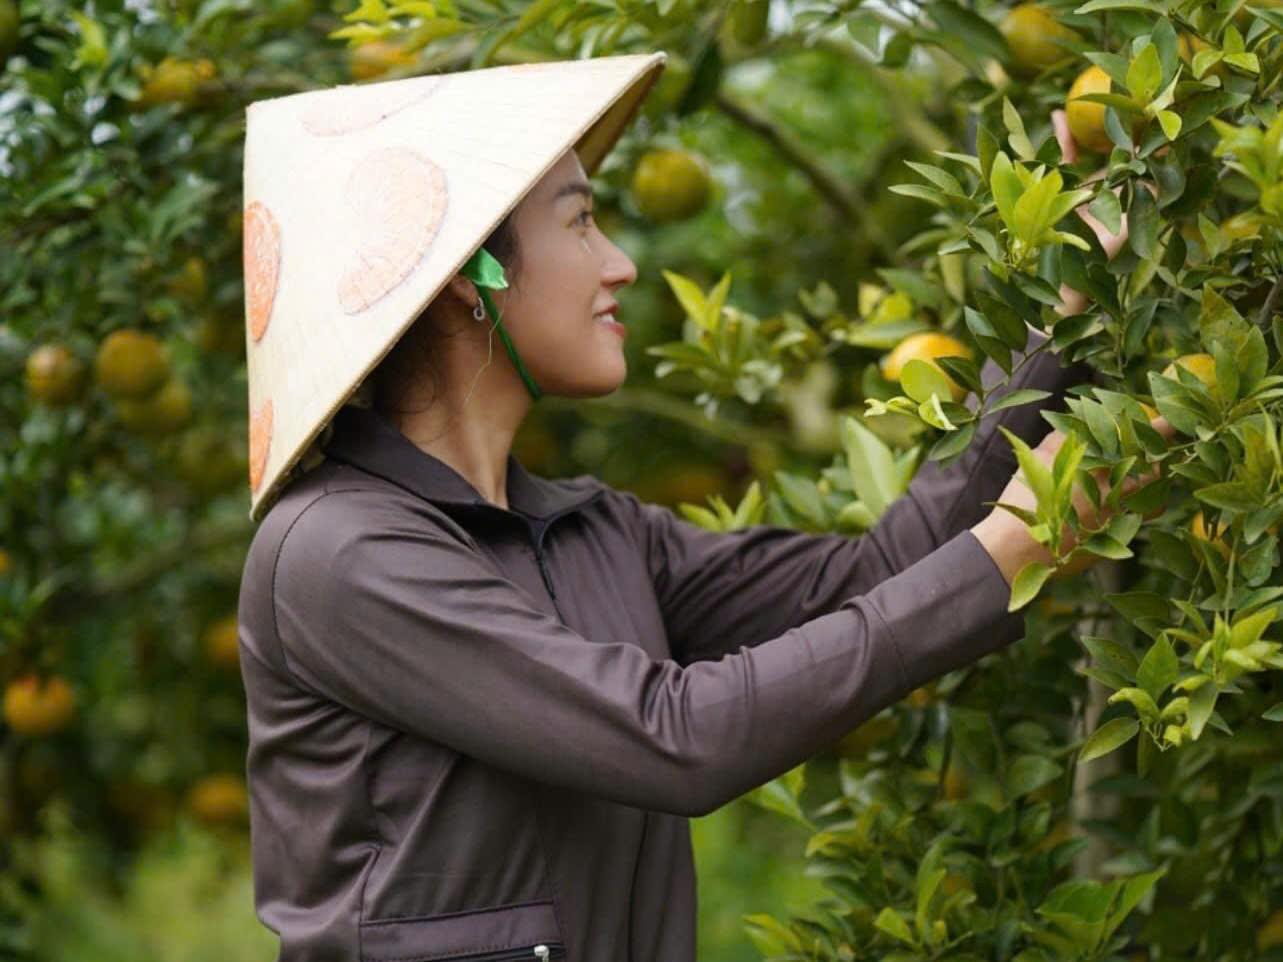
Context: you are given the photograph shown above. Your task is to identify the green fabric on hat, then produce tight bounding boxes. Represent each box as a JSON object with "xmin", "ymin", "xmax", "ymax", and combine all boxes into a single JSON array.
[{"xmin": 461, "ymin": 247, "xmax": 542, "ymax": 401}]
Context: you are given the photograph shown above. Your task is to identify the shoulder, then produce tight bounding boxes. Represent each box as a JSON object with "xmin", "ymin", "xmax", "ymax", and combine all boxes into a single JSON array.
[{"xmin": 247, "ymin": 461, "xmax": 470, "ymax": 588}]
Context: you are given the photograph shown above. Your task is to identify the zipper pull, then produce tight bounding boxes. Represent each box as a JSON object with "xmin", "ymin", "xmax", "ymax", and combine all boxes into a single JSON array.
[{"xmin": 533, "ymin": 946, "xmax": 550, "ymax": 961}]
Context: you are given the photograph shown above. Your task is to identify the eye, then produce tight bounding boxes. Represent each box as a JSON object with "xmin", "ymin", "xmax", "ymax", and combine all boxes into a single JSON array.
[{"xmin": 576, "ymin": 209, "xmax": 594, "ymax": 226}]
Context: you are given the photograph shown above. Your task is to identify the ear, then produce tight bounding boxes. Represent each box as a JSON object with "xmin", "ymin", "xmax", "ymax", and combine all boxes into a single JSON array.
[{"xmin": 443, "ymin": 273, "xmax": 479, "ymax": 308}]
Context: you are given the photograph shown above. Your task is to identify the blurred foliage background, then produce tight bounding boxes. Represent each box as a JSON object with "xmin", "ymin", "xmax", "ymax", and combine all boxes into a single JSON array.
[{"xmin": 4, "ymin": 0, "xmax": 1283, "ymax": 959}]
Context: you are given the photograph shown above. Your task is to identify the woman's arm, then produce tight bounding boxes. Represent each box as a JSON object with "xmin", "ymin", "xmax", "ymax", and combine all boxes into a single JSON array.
[
  {"xmin": 632, "ymin": 325, "xmax": 1092, "ymax": 666},
  {"xmin": 265, "ymin": 488, "xmax": 1025, "ymax": 818}
]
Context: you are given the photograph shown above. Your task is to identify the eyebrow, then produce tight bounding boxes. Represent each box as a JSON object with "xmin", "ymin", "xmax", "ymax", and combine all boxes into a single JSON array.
[{"xmin": 551, "ymin": 181, "xmax": 593, "ymax": 204}]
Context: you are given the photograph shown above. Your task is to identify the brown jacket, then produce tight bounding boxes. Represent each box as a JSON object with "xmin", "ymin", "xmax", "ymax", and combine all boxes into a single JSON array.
[{"xmin": 237, "ymin": 329, "xmax": 1088, "ymax": 962}]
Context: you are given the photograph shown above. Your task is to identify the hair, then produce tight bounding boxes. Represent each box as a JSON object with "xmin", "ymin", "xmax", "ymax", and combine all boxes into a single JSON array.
[
  {"xmin": 364, "ymin": 210, "xmax": 523, "ymax": 419},
  {"xmin": 273, "ymin": 213, "xmax": 522, "ymax": 509}
]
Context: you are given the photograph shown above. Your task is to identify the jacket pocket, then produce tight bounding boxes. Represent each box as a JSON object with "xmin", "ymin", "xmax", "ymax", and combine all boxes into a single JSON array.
[{"xmin": 359, "ymin": 898, "xmax": 565, "ymax": 962}]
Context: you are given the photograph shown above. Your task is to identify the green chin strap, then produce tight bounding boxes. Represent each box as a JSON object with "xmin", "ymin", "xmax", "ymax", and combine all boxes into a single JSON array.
[{"xmin": 460, "ymin": 246, "xmax": 542, "ymax": 402}]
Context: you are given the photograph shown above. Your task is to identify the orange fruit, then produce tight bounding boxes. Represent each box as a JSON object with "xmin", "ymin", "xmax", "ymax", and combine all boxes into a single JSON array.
[
  {"xmin": 347, "ymin": 39, "xmax": 416, "ymax": 81},
  {"xmin": 137, "ymin": 56, "xmax": 215, "ymax": 107},
  {"xmin": 880, "ymin": 332, "xmax": 971, "ymax": 402},
  {"xmin": 3, "ymin": 675, "xmax": 76, "ymax": 736},
  {"xmin": 186, "ymin": 773, "xmax": 248, "ymax": 824},
  {"xmin": 115, "ymin": 377, "xmax": 192, "ymax": 436},
  {"xmin": 203, "ymin": 614, "xmax": 240, "ymax": 668},
  {"xmin": 630, "ymin": 149, "xmax": 711, "ymax": 224},
  {"xmin": 95, "ymin": 329, "xmax": 170, "ymax": 399},
  {"xmin": 1066, "ymin": 65, "xmax": 1115, "ymax": 154},
  {"xmin": 1161, "ymin": 353, "xmax": 1217, "ymax": 393},
  {"xmin": 1000, "ymin": 4, "xmax": 1080, "ymax": 77},
  {"xmin": 25, "ymin": 344, "xmax": 86, "ymax": 406}
]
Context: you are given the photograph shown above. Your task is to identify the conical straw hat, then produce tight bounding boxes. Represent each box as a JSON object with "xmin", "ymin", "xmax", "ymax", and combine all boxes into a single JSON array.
[{"xmin": 241, "ymin": 51, "xmax": 668, "ymax": 522}]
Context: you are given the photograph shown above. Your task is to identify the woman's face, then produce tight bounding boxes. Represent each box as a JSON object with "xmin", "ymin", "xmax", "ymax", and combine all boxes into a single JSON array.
[{"xmin": 492, "ymin": 148, "xmax": 638, "ymax": 397}]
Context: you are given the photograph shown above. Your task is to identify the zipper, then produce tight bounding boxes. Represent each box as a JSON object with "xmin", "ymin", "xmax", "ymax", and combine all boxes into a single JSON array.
[{"xmin": 438, "ymin": 942, "xmax": 564, "ymax": 962}]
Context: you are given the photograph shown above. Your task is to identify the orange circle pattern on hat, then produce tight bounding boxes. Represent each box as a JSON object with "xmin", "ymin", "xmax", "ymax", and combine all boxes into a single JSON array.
[
  {"xmin": 244, "ymin": 202, "xmax": 281, "ymax": 343},
  {"xmin": 300, "ymin": 77, "xmax": 442, "ymax": 137},
  {"xmin": 337, "ymin": 147, "xmax": 448, "ymax": 314},
  {"xmin": 248, "ymin": 399, "xmax": 273, "ymax": 493}
]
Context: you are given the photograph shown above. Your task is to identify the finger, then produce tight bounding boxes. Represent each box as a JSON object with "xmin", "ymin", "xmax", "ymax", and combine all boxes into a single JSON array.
[
  {"xmin": 1057, "ymin": 282, "xmax": 1088, "ymax": 317},
  {"xmin": 1149, "ymin": 414, "xmax": 1176, "ymax": 442},
  {"xmin": 1051, "ymin": 109, "xmax": 1077, "ymax": 164}
]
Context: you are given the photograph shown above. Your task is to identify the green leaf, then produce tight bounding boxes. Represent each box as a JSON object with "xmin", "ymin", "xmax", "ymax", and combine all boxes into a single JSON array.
[
  {"xmin": 989, "ymin": 388, "xmax": 1052, "ymax": 414},
  {"xmin": 1088, "ymin": 188, "xmax": 1123, "ymax": 236},
  {"xmin": 1195, "ymin": 482, "xmax": 1260, "ymax": 512},
  {"xmin": 874, "ymin": 907, "xmax": 916, "ymax": 946},
  {"xmin": 1127, "ymin": 185, "xmax": 1161, "ymax": 261},
  {"xmin": 1156, "ymin": 109, "xmax": 1182, "ymax": 141},
  {"xmin": 904, "ymin": 160, "xmax": 965, "ymax": 197},
  {"xmin": 1263, "ymin": 702, "xmax": 1283, "ymax": 722},
  {"xmin": 1136, "ymin": 635, "xmax": 1179, "ymax": 700},
  {"xmin": 902, "ymin": 358, "xmax": 956, "ymax": 404},
  {"xmin": 842, "ymin": 417, "xmax": 898, "ymax": 518},
  {"xmin": 1126, "ymin": 42, "xmax": 1162, "ymax": 103},
  {"xmin": 1010, "ymin": 561, "xmax": 1054, "ymax": 612},
  {"xmin": 1108, "ymin": 686, "xmax": 1160, "ymax": 721},
  {"xmin": 990, "ymin": 152, "xmax": 1023, "ymax": 234},
  {"xmin": 661, "ymin": 270, "xmax": 708, "ymax": 328},
  {"xmin": 928, "ymin": 0, "xmax": 1012, "ymax": 64},
  {"xmin": 1003, "ymin": 98, "xmax": 1036, "ymax": 161},
  {"xmin": 1007, "ymin": 754, "xmax": 1062, "ymax": 798},
  {"xmin": 1013, "ymin": 169, "xmax": 1064, "ymax": 244},
  {"xmin": 1080, "ymin": 717, "xmax": 1140, "ymax": 762},
  {"xmin": 1230, "ymin": 605, "xmax": 1277, "ymax": 649},
  {"xmin": 1000, "ymin": 426, "xmax": 1054, "ymax": 508},
  {"xmin": 1104, "ymin": 870, "xmax": 1166, "ymax": 942},
  {"xmin": 1189, "ymin": 680, "xmax": 1218, "ymax": 738}
]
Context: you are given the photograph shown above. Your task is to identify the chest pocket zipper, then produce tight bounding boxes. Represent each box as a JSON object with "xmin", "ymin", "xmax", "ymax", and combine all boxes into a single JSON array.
[{"xmin": 445, "ymin": 943, "xmax": 564, "ymax": 961}]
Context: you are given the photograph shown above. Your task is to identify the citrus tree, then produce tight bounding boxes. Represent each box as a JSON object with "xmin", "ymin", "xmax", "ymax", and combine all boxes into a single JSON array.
[{"xmin": 4, "ymin": 0, "xmax": 1283, "ymax": 960}]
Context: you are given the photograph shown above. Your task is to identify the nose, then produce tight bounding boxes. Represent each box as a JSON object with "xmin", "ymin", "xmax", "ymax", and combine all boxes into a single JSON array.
[{"xmin": 600, "ymin": 233, "xmax": 637, "ymax": 291}]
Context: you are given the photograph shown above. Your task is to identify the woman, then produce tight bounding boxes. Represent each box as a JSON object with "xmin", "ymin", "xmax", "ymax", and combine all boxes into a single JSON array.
[{"xmin": 236, "ymin": 53, "xmax": 1166, "ymax": 961}]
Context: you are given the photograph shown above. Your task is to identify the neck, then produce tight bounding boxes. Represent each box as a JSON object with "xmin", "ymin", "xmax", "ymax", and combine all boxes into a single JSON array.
[{"xmin": 384, "ymin": 328, "xmax": 533, "ymax": 511}]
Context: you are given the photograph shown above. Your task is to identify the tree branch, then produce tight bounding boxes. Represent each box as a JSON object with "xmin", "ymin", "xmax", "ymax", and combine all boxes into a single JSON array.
[{"xmin": 712, "ymin": 90, "xmax": 896, "ymax": 258}]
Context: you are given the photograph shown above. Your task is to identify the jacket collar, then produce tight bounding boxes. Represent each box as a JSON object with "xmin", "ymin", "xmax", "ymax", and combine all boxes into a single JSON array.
[{"xmin": 321, "ymin": 405, "xmax": 601, "ymax": 522}]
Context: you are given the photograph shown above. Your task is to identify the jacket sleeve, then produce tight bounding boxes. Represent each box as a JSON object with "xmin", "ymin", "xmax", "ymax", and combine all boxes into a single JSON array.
[
  {"xmin": 635, "ymin": 325, "xmax": 1093, "ymax": 665},
  {"xmin": 271, "ymin": 489, "xmax": 1026, "ymax": 818}
]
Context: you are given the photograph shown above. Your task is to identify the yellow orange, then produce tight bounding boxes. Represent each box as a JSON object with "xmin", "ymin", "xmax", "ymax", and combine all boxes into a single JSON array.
[
  {"xmin": 186, "ymin": 773, "xmax": 249, "ymax": 824},
  {"xmin": 1000, "ymin": 4, "xmax": 1080, "ymax": 77},
  {"xmin": 630, "ymin": 149, "xmax": 711, "ymax": 224},
  {"xmin": 203, "ymin": 614, "xmax": 240, "ymax": 668},
  {"xmin": 1066, "ymin": 65, "xmax": 1115, "ymax": 154},
  {"xmin": 347, "ymin": 39, "xmax": 416, "ymax": 81},
  {"xmin": 95, "ymin": 329, "xmax": 169, "ymax": 400},
  {"xmin": 3, "ymin": 675, "xmax": 76, "ymax": 736},
  {"xmin": 25, "ymin": 344, "xmax": 85, "ymax": 406}
]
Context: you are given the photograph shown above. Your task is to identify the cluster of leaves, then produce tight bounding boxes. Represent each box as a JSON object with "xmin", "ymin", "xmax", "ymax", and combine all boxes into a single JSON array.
[{"xmin": 614, "ymin": 0, "xmax": 1283, "ymax": 958}]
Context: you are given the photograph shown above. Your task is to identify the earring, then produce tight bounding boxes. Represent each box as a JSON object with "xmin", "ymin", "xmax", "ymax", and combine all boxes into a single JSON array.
[{"xmin": 472, "ymin": 301, "xmax": 486, "ymax": 322}]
